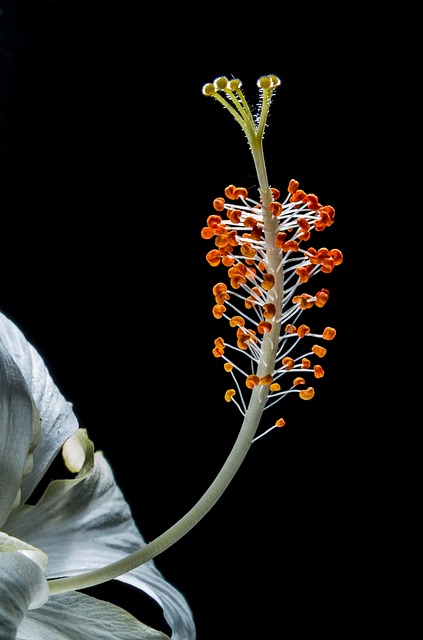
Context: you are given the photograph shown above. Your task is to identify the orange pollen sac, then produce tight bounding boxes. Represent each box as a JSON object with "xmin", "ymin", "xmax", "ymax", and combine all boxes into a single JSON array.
[
  {"xmin": 229, "ymin": 315, "xmax": 245, "ymax": 328},
  {"xmin": 224, "ymin": 362, "xmax": 233, "ymax": 372},
  {"xmin": 276, "ymin": 418, "xmax": 286, "ymax": 428},
  {"xmin": 213, "ymin": 282, "xmax": 228, "ymax": 295},
  {"xmin": 212, "ymin": 304, "xmax": 226, "ymax": 319},
  {"xmin": 201, "ymin": 227, "xmax": 215, "ymax": 239},
  {"xmin": 295, "ymin": 265, "xmax": 313, "ymax": 283},
  {"xmin": 299, "ymin": 387, "xmax": 315, "ymax": 400},
  {"xmin": 301, "ymin": 358, "xmax": 311, "ymax": 369},
  {"xmin": 262, "ymin": 303, "xmax": 276, "ymax": 319},
  {"xmin": 225, "ymin": 389, "xmax": 236, "ymax": 402},
  {"xmin": 314, "ymin": 365, "xmax": 325, "ymax": 378},
  {"xmin": 213, "ymin": 198, "xmax": 225, "ymax": 212},
  {"xmin": 323, "ymin": 327, "xmax": 336, "ymax": 340},
  {"xmin": 270, "ymin": 383, "xmax": 281, "ymax": 392},
  {"xmin": 245, "ymin": 374, "xmax": 260, "ymax": 389},
  {"xmin": 271, "ymin": 187, "xmax": 281, "ymax": 199},
  {"xmin": 285, "ymin": 324, "xmax": 297, "ymax": 334},
  {"xmin": 262, "ymin": 273, "xmax": 275, "ymax": 290},
  {"xmin": 269, "ymin": 201, "xmax": 283, "ymax": 216},
  {"xmin": 257, "ymin": 321, "xmax": 272, "ymax": 334},
  {"xmin": 275, "ymin": 232, "xmax": 299, "ymax": 252},
  {"xmin": 297, "ymin": 324, "xmax": 311, "ymax": 338},
  {"xmin": 312, "ymin": 344, "xmax": 327, "ymax": 358},
  {"xmin": 292, "ymin": 293, "xmax": 314, "ymax": 310},
  {"xmin": 288, "ymin": 179, "xmax": 299, "ymax": 194},
  {"xmin": 330, "ymin": 249, "xmax": 343, "ymax": 266},
  {"xmin": 240, "ymin": 243, "xmax": 256, "ymax": 259},
  {"xmin": 293, "ymin": 377, "xmax": 305, "ymax": 386},
  {"xmin": 206, "ymin": 249, "xmax": 222, "ymax": 267},
  {"xmin": 225, "ymin": 185, "xmax": 248, "ymax": 200},
  {"xmin": 282, "ymin": 357, "xmax": 295, "ymax": 370},
  {"xmin": 259, "ymin": 373, "xmax": 274, "ymax": 386},
  {"xmin": 207, "ymin": 214, "xmax": 223, "ymax": 227},
  {"xmin": 315, "ymin": 288, "xmax": 329, "ymax": 308}
]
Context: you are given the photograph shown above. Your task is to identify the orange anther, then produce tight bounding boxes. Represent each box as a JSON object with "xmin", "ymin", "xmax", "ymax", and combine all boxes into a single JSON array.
[
  {"xmin": 212, "ymin": 346, "xmax": 224, "ymax": 357},
  {"xmin": 225, "ymin": 389, "xmax": 236, "ymax": 402},
  {"xmin": 288, "ymin": 179, "xmax": 299, "ymax": 194},
  {"xmin": 259, "ymin": 374, "xmax": 274, "ymax": 386},
  {"xmin": 330, "ymin": 249, "xmax": 343, "ymax": 266},
  {"xmin": 262, "ymin": 273, "xmax": 275, "ymax": 290},
  {"xmin": 262, "ymin": 303, "xmax": 276, "ymax": 319},
  {"xmin": 213, "ymin": 198, "xmax": 225, "ymax": 212},
  {"xmin": 297, "ymin": 218, "xmax": 310, "ymax": 231},
  {"xmin": 323, "ymin": 327, "xmax": 336, "ymax": 340},
  {"xmin": 315, "ymin": 289, "xmax": 329, "ymax": 308},
  {"xmin": 312, "ymin": 345, "xmax": 327, "ymax": 358},
  {"xmin": 212, "ymin": 304, "xmax": 226, "ymax": 319},
  {"xmin": 269, "ymin": 201, "xmax": 283, "ymax": 216},
  {"xmin": 213, "ymin": 281, "xmax": 228, "ymax": 294},
  {"xmin": 270, "ymin": 383, "xmax": 281, "ymax": 392},
  {"xmin": 224, "ymin": 185, "xmax": 237, "ymax": 199},
  {"xmin": 257, "ymin": 321, "xmax": 272, "ymax": 334},
  {"xmin": 299, "ymin": 387, "xmax": 315, "ymax": 400},
  {"xmin": 271, "ymin": 187, "xmax": 281, "ymax": 199},
  {"xmin": 295, "ymin": 265, "xmax": 313, "ymax": 283},
  {"xmin": 206, "ymin": 250, "xmax": 222, "ymax": 267},
  {"xmin": 222, "ymin": 255, "xmax": 235, "ymax": 267},
  {"xmin": 275, "ymin": 232, "xmax": 299, "ymax": 252},
  {"xmin": 229, "ymin": 263, "xmax": 247, "ymax": 276},
  {"xmin": 301, "ymin": 358, "xmax": 311, "ymax": 368},
  {"xmin": 313, "ymin": 365, "xmax": 324, "ymax": 378},
  {"xmin": 224, "ymin": 362, "xmax": 233, "ymax": 372},
  {"xmin": 293, "ymin": 377, "xmax": 305, "ymax": 386},
  {"xmin": 284, "ymin": 324, "xmax": 297, "ymax": 334},
  {"xmin": 292, "ymin": 293, "xmax": 314, "ymax": 310},
  {"xmin": 214, "ymin": 337, "xmax": 225, "ymax": 348},
  {"xmin": 282, "ymin": 357, "xmax": 295, "ymax": 370},
  {"xmin": 240, "ymin": 243, "xmax": 256, "ymax": 258},
  {"xmin": 215, "ymin": 233, "xmax": 230, "ymax": 248},
  {"xmin": 303, "ymin": 193, "xmax": 320, "ymax": 210},
  {"xmin": 290, "ymin": 189, "xmax": 306, "ymax": 203},
  {"xmin": 207, "ymin": 214, "xmax": 223, "ymax": 227},
  {"xmin": 229, "ymin": 274, "xmax": 247, "ymax": 289},
  {"xmin": 229, "ymin": 315, "xmax": 245, "ymax": 327},
  {"xmin": 297, "ymin": 324, "xmax": 310, "ymax": 338},
  {"xmin": 227, "ymin": 209, "xmax": 242, "ymax": 223},
  {"xmin": 246, "ymin": 375, "xmax": 260, "ymax": 389},
  {"xmin": 234, "ymin": 187, "xmax": 248, "ymax": 199},
  {"xmin": 201, "ymin": 227, "xmax": 215, "ymax": 239},
  {"xmin": 275, "ymin": 418, "xmax": 286, "ymax": 428}
]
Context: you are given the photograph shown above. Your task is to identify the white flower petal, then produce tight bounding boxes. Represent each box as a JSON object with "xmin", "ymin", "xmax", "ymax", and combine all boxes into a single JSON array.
[
  {"xmin": 0, "ymin": 312, "xmax": 79, "ymax": 503},
  {"xmin": 0, "ymin": 548, "xmax": 49, "ymax": 638},
  {"xmin": 5, "ymin": 452, "xmax": 196, "ymax": 640},
  {"xmin": 17, "ymin": 591, "xmax": 171, "ymax": 639},
  {"xmin": 0, "ymin": 339, "xmax": 39, "ymax": 527}
]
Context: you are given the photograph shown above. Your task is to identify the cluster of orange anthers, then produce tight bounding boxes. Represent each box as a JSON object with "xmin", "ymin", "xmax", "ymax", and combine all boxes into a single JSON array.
[{"xmin": 201, "ymin": 178, "xmax": 343, "ymax": 431}]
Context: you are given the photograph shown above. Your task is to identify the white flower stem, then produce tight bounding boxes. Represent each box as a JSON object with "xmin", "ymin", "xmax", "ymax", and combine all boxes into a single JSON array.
[
  {"xmin": 49, "ymin": 111, "xmax": 280, "ymax": 597},
  {"xmin": 48, "ymin": 389, "xmax": 266, "ymax": 595}
]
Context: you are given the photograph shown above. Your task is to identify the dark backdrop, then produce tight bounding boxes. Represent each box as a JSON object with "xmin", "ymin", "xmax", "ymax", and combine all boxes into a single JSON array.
[{"xmin": 1, "ymin": 2, "xmax": 370, "ymax": 638}]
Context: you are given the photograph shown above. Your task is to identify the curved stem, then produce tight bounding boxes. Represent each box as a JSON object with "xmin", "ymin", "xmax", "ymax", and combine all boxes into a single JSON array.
[{"xmin": 48, "ymin": 388, "xmax": 266, "ymax": 595}]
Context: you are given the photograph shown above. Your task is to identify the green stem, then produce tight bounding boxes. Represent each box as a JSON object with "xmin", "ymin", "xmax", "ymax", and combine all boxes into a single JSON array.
[
  {"xmin": 48, "ymin": 389, "xmax": 266, "ymax": 595},
  {"xmin": 49, "ymin": 99, "xmax": 279, "ymax": 597}
]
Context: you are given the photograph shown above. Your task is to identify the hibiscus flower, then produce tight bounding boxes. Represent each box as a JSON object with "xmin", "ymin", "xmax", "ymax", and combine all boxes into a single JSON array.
[{"xmin": 0, "ymin": 311, "xmax": 196, "ymax": 639}]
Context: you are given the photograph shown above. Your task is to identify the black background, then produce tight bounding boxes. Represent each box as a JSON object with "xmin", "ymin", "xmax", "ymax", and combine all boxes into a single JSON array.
[{"xmin": 1, "ymin": 2, "xmax": 376, "ymax": 638}]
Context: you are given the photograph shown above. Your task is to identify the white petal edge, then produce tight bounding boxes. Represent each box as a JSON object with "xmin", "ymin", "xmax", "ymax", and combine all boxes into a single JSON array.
[
  {"xmin": 0, "ymin": 340, "xmax": 39, "ymax": 527},
  {"xmin": 0, "ymin": 312, "xmax": 79, "ymax": 502},
  {"xmin": 5, "ymin": 450, "xmax": 196, "ymax": 640},
  {"xmin": 0, "ymin": 547, "xmax": 49, "ymax": 639},
  {"xmin": 17, "ymin": 591, "xmax": 171, "ymax": 640}
]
